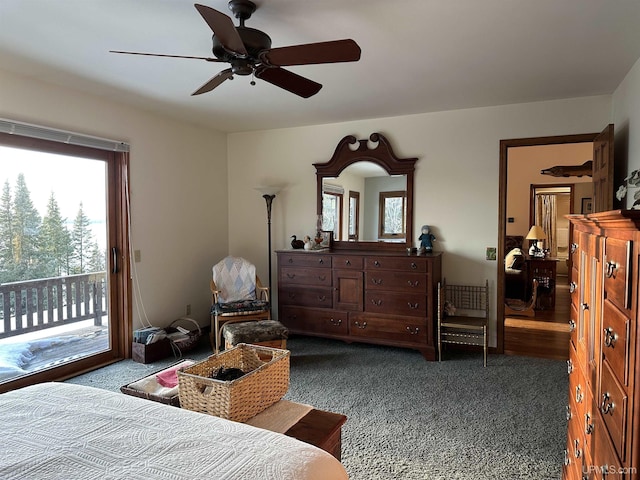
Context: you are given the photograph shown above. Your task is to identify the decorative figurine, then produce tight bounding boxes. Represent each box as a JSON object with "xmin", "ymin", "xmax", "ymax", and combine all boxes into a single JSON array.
[
  {"xmin": 291, "ymin": 235, "xmax": 305, "ymax": 249},
  {"xmin": 418, "ymin": 225, "xmax": 436, "ymax": 253},
  {"xmin": 303, "ymin": 235, "xmax": 314, "ymax": 250}
]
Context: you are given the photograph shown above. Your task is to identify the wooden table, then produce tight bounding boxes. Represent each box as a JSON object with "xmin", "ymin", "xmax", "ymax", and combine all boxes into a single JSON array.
[{"xmin": 284, "ymin": 408, "xmax": 347, "ymax": 460}]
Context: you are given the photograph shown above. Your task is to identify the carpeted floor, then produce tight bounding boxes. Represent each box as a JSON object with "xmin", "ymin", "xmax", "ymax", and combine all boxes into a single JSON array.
[{"xmin": 66, "ymin": 336, "xmax": 567, "ymax": 480}]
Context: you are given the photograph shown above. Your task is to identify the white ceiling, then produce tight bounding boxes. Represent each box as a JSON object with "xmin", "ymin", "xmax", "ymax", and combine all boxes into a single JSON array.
[{"xmin": 1, "ymin": 0, "xmax": 640, "ymax": 133}]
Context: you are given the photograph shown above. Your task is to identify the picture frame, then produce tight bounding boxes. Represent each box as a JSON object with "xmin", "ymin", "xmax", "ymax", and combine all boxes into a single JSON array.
[
  {"xmin": 319, "ymin": 230, "xmax": 334, "ymax": 248},
  {"xmin": 581, "ymin": 197, "xmax": 593, "ymax": 214}
]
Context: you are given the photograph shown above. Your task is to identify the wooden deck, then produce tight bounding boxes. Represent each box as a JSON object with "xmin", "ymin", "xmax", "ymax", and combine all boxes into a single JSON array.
[{"xmin": 504, "ymin": 279, "xmax": 571, "ymax": 360}]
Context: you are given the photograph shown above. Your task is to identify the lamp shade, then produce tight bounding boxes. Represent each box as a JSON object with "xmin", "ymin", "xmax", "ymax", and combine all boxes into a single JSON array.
[{"xmin": 525, "ymin": 225, "xmax": 547, "ymax": 240}]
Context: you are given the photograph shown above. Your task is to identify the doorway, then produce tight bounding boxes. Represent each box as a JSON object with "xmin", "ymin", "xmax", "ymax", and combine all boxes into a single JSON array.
[{"xmin": 498, "ymin": 133, "xmax": 602, "ymax": 359}]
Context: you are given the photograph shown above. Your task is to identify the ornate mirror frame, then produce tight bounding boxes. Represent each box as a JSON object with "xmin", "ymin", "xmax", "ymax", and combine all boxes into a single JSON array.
[{"xmin": 314, "ymin": 133, "xmax": 417, "ymax": 251}]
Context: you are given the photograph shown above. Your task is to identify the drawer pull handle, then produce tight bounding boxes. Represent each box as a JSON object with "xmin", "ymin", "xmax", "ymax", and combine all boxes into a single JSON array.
[
  {"xmin": 410, "ymin": 262, "xmax": 417, "ymax": 270},
  {"xmin": 354, "ymin": 321, "xmax": 367, "ymax": 329},
  {"xmin": 600, "ymin": 393, "xmax": 615, "ymax": 415},
  {"xmin": 569, "ymin": 282, "xmax": 577, "ymax": 293},
  {"xmin": 567, "ymin": 359, "xmax": 573, "ymax": 374},
  {"xmin": 568, "ymin": 320, "xmax": 576, "ymax": 332},
  {"xmin": 584, "ymin": 413, "xmax": 594, "ymax": 435},
  {"xmin": 574, "ymin": 439, "xmax": 581, "ymax": 458},
  {"xmin": 371, "ymin": 278, "xmax": 383, "ymax": 285},
  {"xmin": 566, "ymin": 405, "xmax": 572, "ymax": 421},
  {"xmin": 407, "ymin": 280, "xmax": 419, "ymax": 287},
  {"xmin": 288, "ymin": 258, "xmax": 294, "ymax": 263},
  {"xmin": 318, "ymin": 258, "xmax": 324, "ymax": 264},
  {"xmin": 318, "ymin": 295, "xmax": 327, "ymax": 302},
  {"xmin": 575, "ymin": 385, "xmax": 583, "ymax": 403},
  {"xmin": 605, "ymin": 261, "xmax": 617, "ymax": 278},
  {"xmin": 288, "ymin": 293, "xmax": 296, "ymax": 299},
  {"xmin": 563, "ymin": 449, "xmax": 570, "ymax": 466},
  {"xmin": 603, "ymin": 327, "xmax": 617, "ymax": 348},
  {"xmin": 371, "ymin": 299, "xmax": 382, "ymax": 306},
  {"xmin": 570, "ymin": 243, "xmax": 578, "ymax": 254},
  {"xmin": 286, "ymin": 273, "xmax": 296, "ymax": 279},
  {"xmin": 329, "ymin": 318, "xmax": 342, "ymax": 326},
  {"xmin": 318, "ymin": 275, "xmax": 326, "ymax": 281},
  {"xmin": 345, "ymin": 260, "xmax": 351, "ymax": 266},
  {"xmin": 406, "ymin": 326, "xmax": 420, "ymax": 335},
  {"xmin": 407, "ymin": 302, "xmax": 419, "ymax": 309},
  {"xmin": 374, "ymin": 260, "xmax": 380, "ymax": 267},
  {"xmin": 581, "ymin": 302, "xmax": 589, "ymax": 311}
]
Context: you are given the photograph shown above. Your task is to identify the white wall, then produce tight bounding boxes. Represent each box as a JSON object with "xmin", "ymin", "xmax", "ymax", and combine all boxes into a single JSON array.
[
  {"xmin": 227, "ymin": 95, "xmax": 612, "ymax": 346},
  {"xmin": 613, "ymin": 56, "xmax": 640, "ymax": 207},
  {"xmin": 0, "ymin": 69, "xmax": 229, "ymax": 331}
]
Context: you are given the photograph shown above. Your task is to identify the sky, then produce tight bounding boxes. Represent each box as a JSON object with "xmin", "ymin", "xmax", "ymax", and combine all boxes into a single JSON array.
[{"xmin": 0, "ymin": 145, "xmax": 107, "ymax": 248}]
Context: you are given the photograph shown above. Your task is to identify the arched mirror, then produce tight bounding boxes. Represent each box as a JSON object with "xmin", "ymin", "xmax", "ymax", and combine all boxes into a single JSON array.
[{"xmin": 314, "ymin": 133, "xmax": 417, "ymax": 251}]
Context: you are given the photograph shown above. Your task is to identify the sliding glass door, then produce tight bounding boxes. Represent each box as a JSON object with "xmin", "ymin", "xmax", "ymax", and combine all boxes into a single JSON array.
[{"xmin": 0, "ymin": 130, "xmax": 130, "ymax": 392}]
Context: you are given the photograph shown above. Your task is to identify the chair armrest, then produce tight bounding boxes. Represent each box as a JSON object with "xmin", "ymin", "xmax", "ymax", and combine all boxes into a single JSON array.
[
  {"xmin": 256, "ymin": 276, "xmax": 270, "ymax": 302},
  {"xmin": 210, "ymin": 279, "xmax": 221, "ymax": 304}
]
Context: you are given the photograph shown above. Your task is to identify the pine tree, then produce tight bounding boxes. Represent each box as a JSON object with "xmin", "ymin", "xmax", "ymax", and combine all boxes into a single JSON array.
[
  {"xmin": 87, "ymin": 241, "xmax": 106, "ymax": 273},
  {"xmin": 0, "ymin": 180, "xmax": 15, "ymax": 283},
  {"xmin": 39, "ymin": 192, "xmax": 72, "ymax": 277},
  {"xmin": 11, "ymin": 173, "xmax": 42, "ymax": 280},
  {"xmin": 70, "ymin": 202, "xmax": 94, "ymax": 274}
]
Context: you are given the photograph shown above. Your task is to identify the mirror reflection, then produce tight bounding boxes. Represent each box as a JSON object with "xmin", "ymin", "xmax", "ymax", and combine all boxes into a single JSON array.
[{"xmin": 322, "ymin": 162, "xmax": 407, "ymax": 242}]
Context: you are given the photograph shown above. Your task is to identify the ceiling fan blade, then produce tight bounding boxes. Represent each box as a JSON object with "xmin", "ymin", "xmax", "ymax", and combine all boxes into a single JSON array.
[
  {"xmin": 192, "ymin": 68, "xmax": 234, "ymax": 96},
  {"xmin": 194, "ymin": 3, "xmax": 247, "ymax": 57},
  {"xmin": 261, "ymin": 39, "xmax": 361, "ymax": 67},
  {"xmin": 109, "ymin": 50, "xmax": 223, "ymax": 62},
  {"xmin": 255, "ymin": 66, "xmax": 322, "ymax": 98}
]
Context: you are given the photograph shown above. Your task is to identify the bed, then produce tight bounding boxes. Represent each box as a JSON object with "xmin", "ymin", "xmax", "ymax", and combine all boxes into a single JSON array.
[{"xmin": 0, "ymin": 382, "xmax": 349, "ymax": 480}]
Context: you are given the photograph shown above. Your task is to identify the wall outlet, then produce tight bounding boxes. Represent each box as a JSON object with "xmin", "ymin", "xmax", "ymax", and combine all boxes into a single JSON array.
[
  {"xmin": 134, "ymin": 250, "xmax": 141, "ymax": 262},
  {"xmin": 186, "ymin": 304, "xmax": 191, "ymax": 315}
]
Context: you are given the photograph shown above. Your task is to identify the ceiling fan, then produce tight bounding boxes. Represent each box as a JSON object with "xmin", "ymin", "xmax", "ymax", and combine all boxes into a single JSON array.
[{"xmin": 110, "ymin": 1, "xmax": 361, "ymax": 98}]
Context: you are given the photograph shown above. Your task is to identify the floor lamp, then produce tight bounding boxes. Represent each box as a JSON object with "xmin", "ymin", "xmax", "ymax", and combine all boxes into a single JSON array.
[{"xmin": 256, "ymin": 187, "xmax": 280, "ymax": 315}]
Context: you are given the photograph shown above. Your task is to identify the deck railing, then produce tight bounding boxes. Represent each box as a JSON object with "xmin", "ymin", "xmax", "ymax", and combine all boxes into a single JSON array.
[{"xmin": 0, "ymin": 272, "xmax": 107, "ymax": 339}]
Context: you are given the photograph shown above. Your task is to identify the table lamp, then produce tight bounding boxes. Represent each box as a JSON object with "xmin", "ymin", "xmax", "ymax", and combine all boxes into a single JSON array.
[{"xmin": 526, "ymin": 225, "xmax": 547, "ymax": 257}]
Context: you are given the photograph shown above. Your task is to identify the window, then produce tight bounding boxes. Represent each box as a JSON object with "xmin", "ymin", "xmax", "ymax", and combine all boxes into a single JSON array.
[
  {"xmin": 348, "ymin": 191, "xmax": 360, "ymax": 240},
  {"xmin": 378, "ymin": 190, "xmax": 406, "ymax": 239},
  {"xmin": 323, "ymin": 192, "xmax": 343, "ymax": 241}
]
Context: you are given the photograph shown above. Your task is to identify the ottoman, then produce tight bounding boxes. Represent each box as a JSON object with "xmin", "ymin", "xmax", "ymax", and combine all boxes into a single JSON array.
[{"xmin": 222, "ymin": 319, "xmax": 288, "ymax": 351}]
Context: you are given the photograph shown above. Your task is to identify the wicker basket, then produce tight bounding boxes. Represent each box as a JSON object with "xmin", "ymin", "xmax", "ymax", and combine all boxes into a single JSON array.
[{"xmin": 177, "ymin": 343, "xmax": 290, "ymax": 422}]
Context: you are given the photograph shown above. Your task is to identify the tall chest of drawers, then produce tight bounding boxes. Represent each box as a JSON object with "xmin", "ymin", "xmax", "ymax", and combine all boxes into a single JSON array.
[
  {"xmin": 276, "ymin": 250, "xmax": 442, "ymax": 360},
  {"xmin": 565, "ymin": 211, "xmax": 639, "ymax": 480}
]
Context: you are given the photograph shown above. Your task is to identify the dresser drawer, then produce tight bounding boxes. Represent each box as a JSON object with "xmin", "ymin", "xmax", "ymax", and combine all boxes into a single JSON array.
[
  {"xmin": 279, "ymin": 286, "xmax": 333, "ymax": 308},
  {"xmin": 365, "ymin": 291, "xmax": 427, "ymax": 316},
  {"xmin": 604, "ymin": 237, "xmax": 632, "ymax": 311},
  {"xmin": 280, "ymin": 267, "xmax": 332, "ymax": 287},
  {"xmin": 569, "ymin": 302, "xmax": 579, "ymax": 350},
  {"xmin": 279, "ymin": 306, "xmax": 348, "ymax": 335},
  {"xmin": 331, "ymin": 255, "xmax": 363, "ymax": 270},
  {"xmin": 568, "ymin": 345, "xmax": 587, "ymax": 423},
  {"xmin": 279, "ymin": 253, "xmax": 332, "ymax": 268},
  {"xmin": 365, "ymin": 256, "xmax": 426, "ymax": 272},
  {"xmin": 365, "ymin": 271, "xmax": 427, "ymax": 293},
  {"xmin": 591, "ymin": 414, "xmax": 624, "ymax": 480},
  {"xmin": 570, "ymin": 266, "xmax": 580, "ymax": 312},
  {"xmin": 602, "ymin": 299, "xmax": 631, "ymax": 387},
  {"xmin": 349, "ymin": 313, "xmax": 427, "ymax": 344},
  {"xmin": 599, "ymin": 361, "xmax": 628, "ymax": 462}
]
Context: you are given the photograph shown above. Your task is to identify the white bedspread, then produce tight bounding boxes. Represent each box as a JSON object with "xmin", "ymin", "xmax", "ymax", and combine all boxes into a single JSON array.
[{"xmin": 0, "ymin": 382, "xmax": 348, "ymax": 480}]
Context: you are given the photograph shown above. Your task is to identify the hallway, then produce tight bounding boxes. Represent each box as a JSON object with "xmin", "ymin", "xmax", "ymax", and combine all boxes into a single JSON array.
[{"xmin": 504, "ymin": 280, "xmax": 571, "ymax": 360}]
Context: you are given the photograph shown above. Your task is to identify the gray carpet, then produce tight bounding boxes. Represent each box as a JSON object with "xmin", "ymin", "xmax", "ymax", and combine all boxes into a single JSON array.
[{"xmin": 66, "ymin": 336, "xmax": 567, "ymax": 480}]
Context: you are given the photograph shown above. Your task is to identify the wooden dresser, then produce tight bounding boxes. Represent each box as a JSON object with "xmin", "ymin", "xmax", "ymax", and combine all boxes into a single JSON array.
[
  {"xmin": 564, "ymin": 211, "xmax": 639, "ymax": 480},
  {"xmin": 276, "ymin": 249, "xmax": 442, "ymax": 360}
]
